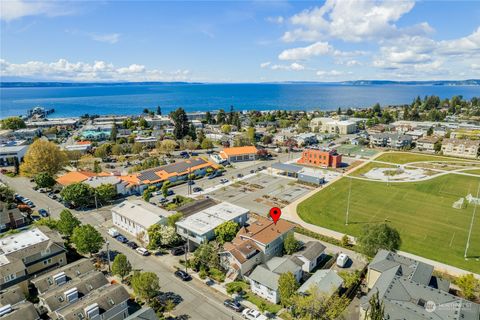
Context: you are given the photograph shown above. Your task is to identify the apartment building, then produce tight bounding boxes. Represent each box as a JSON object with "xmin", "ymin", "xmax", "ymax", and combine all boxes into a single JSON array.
[
  {"xmin": 310, "ymin": 118, "xmax": 357, "ymax": 134},
  {"xmin": 297, "ymin": 146, "xmax": 342, "ymax": 168},
  {"xmin": 0, "ymin": 227, "xmax": 67, "ymax": 291},
  {"xmin": 416, "ymin": 136, "xmax": 439, "ymax": 153},
  {"xmin": 0, "ymin": 285, "xmax": 39, "ymax": 320},
  {"xmin": 441, "ymin": 138, "xmax": 479, "ymax": 159}
]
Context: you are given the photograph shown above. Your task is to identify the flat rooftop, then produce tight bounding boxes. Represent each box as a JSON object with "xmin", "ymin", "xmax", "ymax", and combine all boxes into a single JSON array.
[
  {"xmin": 0, "ymin": 228, "xmax": 49, "ymax": 256},
  {"xmin": 112, "ymin": 200, "xmax": 174, "ymax": 228},
  {"xmin": 176, "ymin": 202, "xmax": 248, "ymax": 235}
]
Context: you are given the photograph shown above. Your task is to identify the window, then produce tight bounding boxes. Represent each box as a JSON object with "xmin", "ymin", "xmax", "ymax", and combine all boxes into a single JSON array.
[
  {"xmin": 43, "ymin": 258, "xmax": 52, "ymax": 265},
  {"xmin": 4, "ymin": 274, "xmax": 16, "ymax": 283}
]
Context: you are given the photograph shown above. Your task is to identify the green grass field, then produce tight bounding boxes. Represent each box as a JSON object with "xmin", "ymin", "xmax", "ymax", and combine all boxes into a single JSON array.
[
  {"xmin": 298, "ymin": 173, "xmax": 480, "ymax": 273},
  {"xmin": 375, "ymin": 152, "xmax": 480, "ymax": 164}
]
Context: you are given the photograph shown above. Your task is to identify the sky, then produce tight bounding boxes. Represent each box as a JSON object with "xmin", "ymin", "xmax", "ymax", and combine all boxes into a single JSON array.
[{"xmin": 1, "ymin": 0, "xmax": 480, "ymax": 82}]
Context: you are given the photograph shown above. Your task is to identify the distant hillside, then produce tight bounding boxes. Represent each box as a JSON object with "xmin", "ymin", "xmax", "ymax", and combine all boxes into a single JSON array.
[{"xmin": 340, "ymin": 79, "xmax": 480, "ymax": 86}]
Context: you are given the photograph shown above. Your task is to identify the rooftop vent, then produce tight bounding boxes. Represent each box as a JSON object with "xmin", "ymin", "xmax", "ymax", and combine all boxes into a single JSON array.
[
  {"xmin": 84, "ymin": 303, "xmax": 99, "ymax": 319},
  {"xmin": 0, "ymin": 305, "xmax": 12, "ymax": 317},
  {"xmin": 53, "ymin": 272, "xmax": 67, "ymax": 285},
  {"xmin": 64, "ymin": 287, "xmax": 79, "ymax": 303}
]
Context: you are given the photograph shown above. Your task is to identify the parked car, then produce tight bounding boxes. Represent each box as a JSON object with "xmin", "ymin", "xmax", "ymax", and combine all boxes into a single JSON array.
[
  {"xmin": 336, "ymin": 253, "xmax": 349, "ymax": 268},
  {"xmin": 108, "ymin": 228, "xmax": 119, "ymax": 238},
  {"xmin": 193, "ymin": 187, "xmax": 202, "ymax": 193},
  {"xmin": 220, "ymin": 178, "xmax": 229, "ymax": 184},
  {"xmin": 158, "ymin": 197, "xmax": 168, "ymax": 203},
  {"xmin": 166, "ymin": 190, "xmax": 174, "ymax": 196},
  {"xmin": 224, "ymin": 299, "xmax": 244, "ymax": 312},
  {"xmin": 116, "ymin": 235, "xmax": 129, "ymax": 243},
  {"xmin": 237, "ymin": 173, "xmax": 243, "ymax": 178},
  {"xmin": 170, "ymin": 247, "xmax": 185, "ymax": 256},
  {"xmin": 242, "ymin": 309, "xmax": 267, "ymax": 320},
  {"xmin": 38, "ymin": 209, "xmax": 49, "ymax": 218},
  {"xmin": 187, "ymin": 180, "xmax": 195, "ymax": 185},
  {"xmin": 174, "ymin": 270, "xmax": 192, "ymax": 281},
  {"xmin": 136, "ymin": 247, "xmax": 150, "ymax": 256},
  {"xmin": 250, "ymin": 170, "xmax": 255, "ymax": 174},
  {"xmin": 127, "ymin": 241, "xmax": 138, "ymax": 249}
]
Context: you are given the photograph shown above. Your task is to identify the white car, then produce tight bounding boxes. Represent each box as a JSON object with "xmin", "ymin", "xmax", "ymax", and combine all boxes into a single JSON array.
[
  {"xmin": 242, "ymin": 308, "xmax": 268, "ymax": 320},
  {"xmin": 136, "ymin": 247, "xmax": 150, "ymax": 256},
  {"xmin": 108, "ymin": 228, "xmax": 119, "ymax": 238},
  {"xmin": 336, "ymin": 253, "xmax": 349, "ymax": 268}
]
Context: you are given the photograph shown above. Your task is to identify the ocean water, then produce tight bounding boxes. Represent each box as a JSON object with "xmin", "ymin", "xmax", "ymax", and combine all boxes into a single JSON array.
[{"xmin": 1, "ymin": 83, "xmax": 479, "ymax": 118}]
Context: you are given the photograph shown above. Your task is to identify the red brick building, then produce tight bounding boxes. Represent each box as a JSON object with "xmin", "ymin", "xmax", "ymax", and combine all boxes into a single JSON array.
[{"xmin": 297, "ymin": 147, "xmax": 342, "ymax": 168}]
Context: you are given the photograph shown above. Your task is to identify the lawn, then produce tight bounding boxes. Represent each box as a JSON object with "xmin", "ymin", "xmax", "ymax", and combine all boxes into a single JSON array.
[
  {"xmin": 298, "ymin": 174, "xmax": 480, "ymax": 273},
  {"xmin": 376, "ymin": 152, "xmax": 479, "ymax": 164}
]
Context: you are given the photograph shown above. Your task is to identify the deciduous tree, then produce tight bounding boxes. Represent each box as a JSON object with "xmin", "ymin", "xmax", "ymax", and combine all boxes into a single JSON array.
[
  {"xmin": 456, "ymin": 273, "xmax": 480, "ymax": 300},
  {"xmin": 214, "ymin": 220, "xmax": 239, "ymax": 244},
  {"xmin": 71, "ymin": 225, "xmax": 104, "ymax": 256},
  {"xmin": 20, "ymin": 139, "xmax": 67, "ymax": 176},
  {"xmin": 60, "ymin": 183, "xmax": 95, "ymax": 207},
  {"xmin": 57, "ymin": 209, "xmax": 81, "ymax": 237},
  {"xmin": 34, "ymin": 172, "xmax": 56, "ymax": 189},
  {"xmin": 112, "ymin": 254, "xmax": 132, "ymax": 281},
  {"xmin": 278, "ymin": 271, "xmax": 299, "ymax": 306},
  {"xmin": 283, "ymin": 232, "xmax": 301, "ymax": 254},
  {"xmin": 0, "ymin": 117, "xmax": 26, "ymax": 130},
  {"xmin": 131, "ymin": 271, "xmax": 160, "ymax": 302},
  {"xmin": 357, "ymin": 223, "xmax": 401, "ymax": 257}
]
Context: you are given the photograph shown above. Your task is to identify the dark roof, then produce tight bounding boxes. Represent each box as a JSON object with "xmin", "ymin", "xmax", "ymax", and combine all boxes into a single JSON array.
[
  {"xmin": 294, "ymin": 241, "xmax": 326, "ymax": 261},
  {"xmin": 138, "ymin": 158, "xmax": 208, "ymax": 182},
  {"xmin": 271, "ymin": 162, "xmax": 302, "ymax": 173}
]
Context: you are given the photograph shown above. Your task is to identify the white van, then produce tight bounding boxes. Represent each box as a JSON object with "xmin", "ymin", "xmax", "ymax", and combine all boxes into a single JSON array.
[
  {"xmin": 336, "ymin": 253, "xmax": 349, "ymax": 268},
  {"xmin": 108, "ymin": 228, "xmax": 119, "ymax": 238},
  {"xmin": 136, "ymin": 247, "xmax": 150, "ymax": 256}
]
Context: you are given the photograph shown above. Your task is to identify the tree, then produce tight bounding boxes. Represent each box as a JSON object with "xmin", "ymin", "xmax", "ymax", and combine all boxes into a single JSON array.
[
  {"xmin": 427, "ymin": 126, "xmax": 434, "ymax": 136},
  {"xmin": 278, "ymin": 272, "xmax": 299, "ymax": 306},
  {"xmin": 290, "ymin": 287, "xmax": 349, "ymax": 320},
  {"xmin": 161, "ymin": 183, "xmax": 169, "ymax": 198},
  {"xmin": 246, "ymin": 127, "xmax": 256, "ymax": 145},
  {"xmin": 34, "ymin": 172, "xmax": 56, "ymax": 189},
  {"xmin": 297, "ymin": 118, "xmax": 310, "ymax": 133},
  {"xmin": 192, "ymin": 243, "xmax": 219, "ymax": 271},
  {"xmin": 131, "ymin": 271, "xmax": 160, "ymax": 302},
  {"xmin": 95, "ymin": 183, "xmax": 116, "ymax": 204},
  {"xmin": 188, "ymin": 123, "xmax": 197, "ymax": 141},
  {"xmin": 456, "ymin": 273, "xmax": 480, "ymax": 300},
  {"xmin": 214, "ymin": 221, "xmax": 239, "ymax": 244},
  {"xmin": 110, "ymin": 124, "xmax": 118, "ymax": 141},
  {"xmin": 94, "ymin": 143, "xmax": 111, "ymax": 159},
  {"xmin": 221, "ymin": 124, "xmax": 232, "ymax": 134},
  {"xmin": 201, "ymin": 138, "xmax": 214, "ymax": 150},
  {"xmin": 156, "ymin": 105, "xmax": 162, "ymax": 115},
  {"xmin": 171, "ymin": 108, "xmax": 190, "ymax": 139},
  {"xmin": 357, "ymin": 223, "xmax": 401, "ymax": 257},
  {"xmin": 71, "ymin": 225, "xmax": 104, "ymax": 256},
  {"xmin": 372, "ymin": 103, "xmax": 381, "ymax": 115},
  {"xmin": 93, "ymin": 160, "xmax": 101, "ymax": 173},
  {"xmin": 60, "ymin": 183, "xmax": 95, "ymax": 208},
  {"xmin": 167, "ymin": 212, "xmax": 183, "ymax": 227},
  {"xmin": 111, "ymin": 143, "xmax": 123, "ymax": 155},
  {"xmin": 112, "ymin": 254, "xmax": 132, "ymax": 281},
  {"xmin": 157, "ymin": 140, "xmax": 177, "ymax": 155},
  {"xmin": 0, "ymin": 185, "xmax": 15, "ymax": 203},
  {"xmin": 20, "ymin": 139, "xmax": 67, "ymax": 176},
  {"xmin": 283, "ymin": 232, "xmax": 301, "ymax": 254},
  {"xmin": 216, "ymin": 109, "xmax": 226, "ymax": 124},
  {"xmin": 138, "ymin": 118, "xmax": 149, "ymax": 129},
  {"xmin": 57, "ymin": 209, "xmax": 81, "ymax": 237},
  {"xmin": 205, "ymin": 111, "xmax": 213, "ymax": 124},
  {"xmin": 131, "ymin": 142, "xmax": 143, "ymax": 154},
  {"xmin": 262, "ymin": 135, "xmax": 273, "ymax": 145},
  {"xmin": 0, "ymin": 117, "xmax": 26, "ymax": 130},
  {"xmin": 366, "ymin": 291, "xmax": 384, "ymax": 320},
  {"xmin": 147, "ymin": 224, "xmax": 179, "ymax": 250}
]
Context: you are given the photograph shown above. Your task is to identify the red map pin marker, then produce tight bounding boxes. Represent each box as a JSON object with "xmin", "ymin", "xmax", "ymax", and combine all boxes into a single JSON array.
[{"xmin": 269, "ymin": 207, "xmax": 282, "ymax": 224}]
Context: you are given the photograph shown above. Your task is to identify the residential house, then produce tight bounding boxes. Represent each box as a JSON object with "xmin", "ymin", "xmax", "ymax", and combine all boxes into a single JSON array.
[
  {"xmin": 294, "ymin": 133, "xmax": 318, "ymax": 146},
  {"xmin": 0, "ymin": 227, "xmax": 67, "ymax": 291},
  {"xmin": 219, "ymin": 216, "xmax": 295, "ymax": 279},
  {"xmin": 52, "ymin": 284, "xmax": 130, "ymax": 320},
  {"xmin": 248, "ymin": 256, "xmax": 303, "ymax": 303},
  {"xmin": 292, "ymin": 241, "xmax": 326, "ymax": 272},
  {"xmin": 0, "ymin": 285, "xmax": 39, "ymax": 320},
  {"xmin": 297, "ymin": 269, "xmax": 343, "ymax": 297},
  {"xmin": 219, "ymin": 146, "xmax": 259, "ymax": 162},
  {"xmin": 370, "ymin": 133, "xmax": 412, "ymax": 149},
  {"xmin": 83, "ymin": 176, "xmax": 131, "ymax": 196},
  {"xmin": 0, "ymin": 204, "xmax": 28, "ymax": 233},
  {"xmin": 30, "ymin": 259, "xmax": 96, "ymax": 295},
  {"xmin": 416, "ymin": 136, "xmax": 439, "ymax": 153},
  {"xmin": 297, "ymin": 146, "xmax": 342, "ymax": 168},
  {"xmin": 360, "ymin": 250, "xmax": 480, "ymax": 320},
  {"xmin": 111, "ymin": 200, "xmax": 175, "ymax": 243},
  {"xmin": 176, "ymin": 202, "xmax": 249, "ymax": 248},
  {"xmin": 124, "ymin": 307, "xmax": 158, "ymax": 320},
  {"xmin": 441, "ymin": 138, "xmax": 479, "ymax": 159}
]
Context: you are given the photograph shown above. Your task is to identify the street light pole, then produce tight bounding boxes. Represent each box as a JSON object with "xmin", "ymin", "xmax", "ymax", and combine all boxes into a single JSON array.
[
  {"xmin": 345, "ymin": 176, "xmax": 352, "ymax": 226},
  {"xmin": 464, "ymin": 181, "xmax": 480, "ymax": 259},
  {"xmin": 106, "ymin": 241, "xmax": 111, "ymax": 273},
  {"xmin": 184, "ymin": 240, "xmax": 189, "ymax": 273}
]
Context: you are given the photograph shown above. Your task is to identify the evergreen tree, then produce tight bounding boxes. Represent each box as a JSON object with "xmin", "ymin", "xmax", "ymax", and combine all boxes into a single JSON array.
[
  {"xmin": 156, "ymin": 105, "xmax": 162, "ymax": 115},
  {"xmin": 188, "ymin": 123, "xmax": 197, "ymax": 141},
  {"xmin": 170, "ymin": 108, "xmax": 190, "ymax": 139}
]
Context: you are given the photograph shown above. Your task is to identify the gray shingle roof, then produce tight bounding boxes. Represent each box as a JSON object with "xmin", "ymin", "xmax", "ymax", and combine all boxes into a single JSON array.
[
  {"xmin": 294, "ymin": 241, "xmax": 326, "ymax": 261},
  {"xmin": 249, "ymin": 256, "xmax": 303, "ymax": 291},
  {"xmin": 298, "ymin": 269, "xmax": 343, "ymax": 296}
]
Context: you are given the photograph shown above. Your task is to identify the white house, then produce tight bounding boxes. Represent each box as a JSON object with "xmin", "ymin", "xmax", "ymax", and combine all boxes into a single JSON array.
[
  {"xmin": 0, "ymin": 144, "xmax": 29, "ymax": 167},
  {"xmin": 293, "ymin": 241, "xmax": 326, "ymax": 272},
  {"xmin": 248, "ymin": 256, "xmax": 303, "ymax": 303},
  {"xmin": 83, "ymin": 176, "xmax": 130, "ymax": 196},
  {"xmin": 111, "ymin": 200, "xmax": 174, "ymax": 243}
]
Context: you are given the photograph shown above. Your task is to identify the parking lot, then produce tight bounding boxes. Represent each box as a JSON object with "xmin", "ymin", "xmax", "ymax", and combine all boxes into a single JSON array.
[{"xmin": 207, "ymin": 173, "xmax": 314, "ymax": 216}]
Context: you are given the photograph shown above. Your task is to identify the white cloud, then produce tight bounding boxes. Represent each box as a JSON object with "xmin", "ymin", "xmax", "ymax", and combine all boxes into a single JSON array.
[
  {"xmin": 0, "ymin": 58, "xmax": 191, "ymax": 82},
  {"xmin": 261, "ymin": 62, "xmax": 305, "ymax": 71},
  {"xmin": 284, "ymin": 0, "xmax": 421, "ymax": 42},
  {"xmin": 90, "ymin": 33, "xmax": 121, "ymax": 44},
  {"xmin": 316, "ymin": 69, "xmax": 346, "ymax": 76},
  {"xmin": 0, "ymin": 0, "xmax": 74, "ymax": 21},
  {"xmin": 266, "ymin": 16, "xmax": 284, "ymax": 24},
  {"xmin": 278, "ymin": 41, "xmax": 332, "ymax": 60}
]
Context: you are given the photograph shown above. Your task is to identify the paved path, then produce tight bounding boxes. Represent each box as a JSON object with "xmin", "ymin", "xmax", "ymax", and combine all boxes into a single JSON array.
[{"xmin": 280, "ymin": 152, "xmax": 480, "ymax": 279}]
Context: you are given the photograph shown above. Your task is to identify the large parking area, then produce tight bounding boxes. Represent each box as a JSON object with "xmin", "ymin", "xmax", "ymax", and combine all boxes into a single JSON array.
[{"xmin": 207, "ymin": 173, "xmax": 314, "ymax": 215}]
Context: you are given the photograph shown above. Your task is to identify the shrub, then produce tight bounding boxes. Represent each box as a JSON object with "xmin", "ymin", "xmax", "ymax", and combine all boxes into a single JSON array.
[{"xmin": 208, "ymin": 268, "xmax": 225, "ymax": 283}]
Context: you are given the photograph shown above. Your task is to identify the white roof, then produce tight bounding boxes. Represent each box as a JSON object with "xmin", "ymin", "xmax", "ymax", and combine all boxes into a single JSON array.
[
  {"xmin": 0, "ymin": 228, "xmax": 49, "ymax": 255},
  {"xmin": 83, "ymin": 176, "xmax": 123, "ymax": 188},
  {"xmin": 0, "ymin": 144, "xmax": 29, "ymax": 153},
  {"xmin": 176, "ymin": 202, "xmax": 248, "ymax": 235},
  {"xmin": 112, "ymin": 200, "xmax": 174, "ymax": 229}
]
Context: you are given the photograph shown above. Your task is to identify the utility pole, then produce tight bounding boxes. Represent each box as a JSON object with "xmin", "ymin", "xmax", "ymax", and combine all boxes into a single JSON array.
[
  {"xmin": 184, "ymin": 240, "xmax": 190, "ymax": 273},
  {"xmin": 106, "ymin": 241, "xmax": 111, "ymax": 273},
  {"xmin": 464, "ymin": 181, "xmax": 480, "ymax": 259},
  {"xmin": 345, "ymin": 176, "xmax": 352, "ymax": 226}
]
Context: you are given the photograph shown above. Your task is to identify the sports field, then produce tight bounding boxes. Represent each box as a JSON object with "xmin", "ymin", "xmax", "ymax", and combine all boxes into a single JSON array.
[{"xmin": 298, "ymin": 153, "xmax": 480, "ymax": 273}]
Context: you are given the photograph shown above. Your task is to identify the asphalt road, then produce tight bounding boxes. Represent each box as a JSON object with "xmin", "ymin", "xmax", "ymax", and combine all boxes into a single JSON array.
[{"xmin": 0, "ymin": 173, "xmax": 243, "ymax": 320}]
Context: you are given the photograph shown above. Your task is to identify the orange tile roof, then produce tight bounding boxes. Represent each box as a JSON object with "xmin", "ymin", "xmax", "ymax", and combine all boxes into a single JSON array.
[
  {"xmin": 118, "ymin": 174, "xmax": 141, "ymax": 186},
  {"xmin": 76, "ymin": 141, "xmax": 92, "ymax": 145},
  {"xmin": 220, "ymin": 146, "xmax": 258, "ymax": 157},
  {"xmin": 56, "ymin": 171, "xmax": 97, "ymax": 186}
]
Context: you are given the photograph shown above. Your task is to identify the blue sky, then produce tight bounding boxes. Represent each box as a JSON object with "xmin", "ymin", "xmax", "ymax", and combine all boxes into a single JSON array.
[{"xmin": 1, "ymin": 0, "xmax": 479, "ymax": 82}]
